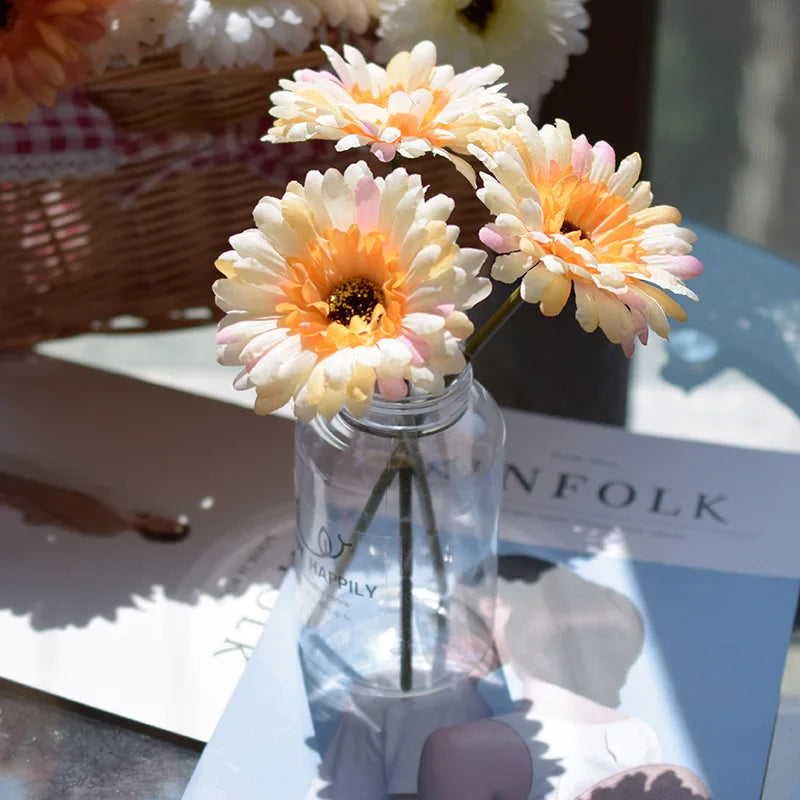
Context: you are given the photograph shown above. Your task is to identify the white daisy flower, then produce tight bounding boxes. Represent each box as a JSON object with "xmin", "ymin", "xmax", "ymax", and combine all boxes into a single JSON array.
[
  {"xmin": 162, "ymin": 0, "xmax": 321, "ymax": 71},
  {"xmin": 265, "ymin": 40, "xmax": 527, "ymax": 185},
  {"xmin": 213, "ymin": 161, "xmax": 491, "ymax": 421},
  {"xmin": 91, "ymin": 0, "xmax": 175, "ymax": 73},
  {"xmin": 311, "ymin": 0, "xmax": 379, "ymax": 33},
  {"xmin": 376, "ymin": 0, "xmax": 589, "ymax": 106}
]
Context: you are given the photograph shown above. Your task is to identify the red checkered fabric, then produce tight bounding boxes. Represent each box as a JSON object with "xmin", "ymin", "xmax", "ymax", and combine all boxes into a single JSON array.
[
  {"xmin": 0, "ymin": 90, "xmax": 338, "ymax": 197},
  {"xmin": 0, "ymin": 91, "xmax": 117, "ymax": 184},
  {"xmin": 117, "ymin": 122, "xmax": 334, "ymax": 209}
]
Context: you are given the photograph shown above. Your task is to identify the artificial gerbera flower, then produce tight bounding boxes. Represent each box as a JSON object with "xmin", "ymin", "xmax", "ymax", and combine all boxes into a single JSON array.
[
  {"xmin": 264, "ymin": 40, "xmax": 527, "ymax": 185},
  {"xmin": 213, "ymin": 161, "xmax": 490, "ymax": 421},
  {"xmin": 311, "ymin": 0, "xmax": 379, "ymax": 33},
  {"xmin": 162, "ymin": 0, "xmax": 320, "ymax": 72},
  {"xmin": 473, "ymin": 117, "xmax": 703, "ymax": 357},
  {"xmin": 90, "ymin": 0, "xmax": 175, "ymax": 73},
  {"xmin": 0, "ymin": 0, "xmax": 111, "ymax": 123},
  {"xmin": 375, "ymin": 0, "xmax": 589, "ymax": 105}
]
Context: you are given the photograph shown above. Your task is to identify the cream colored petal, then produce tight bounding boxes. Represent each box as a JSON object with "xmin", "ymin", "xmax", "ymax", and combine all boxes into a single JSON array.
[
  {"xmin": 478, "ymin": 175, "xmax": 519, "ymax": 216},
  {"xmin": 632, "ymin": 205, "xmax": 682, "ymax": 228},
  {"xmin": 239, "ymin": 327, "xmax": 289, "ymax": 364},
  {"xmin": 403, "ymin": 312, "xmax": 446, "ymax": 335},
  {"xmin": 492, "ymin": 251, "xmax": 533, "ymax": 283},
  {"xmin": 407, "ymin": 244, "xmax": 443, "ymax": 283},
  {"xmin": 520, "ymin": 262, "xmax": 556, "ymax": 304},
  {"xmin": 248, "ymin": 335, "xmax": 303, "ymax": 386},
  {"xmin": 321, "ymin": 167, "xmax": 356, "ymax": 231},
  {"xmin": 539, "ymin": 273, "xmax": 572, "ymax": 316},
  {"xmin": 254, "ymin": 382, "xmax": 295, "ymax": 416},
  {"xmin": 444, "ymin": 310, "xmax": 474, "ymax": 339},
  {"xmin": 213, "ymin": 278, "xmax": 274, "ymax": 315},
  {"xmin": 608, "ymin": 152, "xmax": 642, "ymax": 197}
]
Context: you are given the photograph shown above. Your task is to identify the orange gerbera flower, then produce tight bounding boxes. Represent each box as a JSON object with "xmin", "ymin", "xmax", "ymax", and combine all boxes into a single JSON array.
[
  {"xmin": 265, "ymin": 40, "xmax": 527, "ymax": 186},
  {"xmin": 473, "ymin": 117, "xmax": 703, "ymax": 356},
  {"xmin": 213, "ymin": 161, "xmax": 490, "ymax": 421},
  {"xmin": 0, "ymin": 0, "xmax": 110, "ymax": 123}
]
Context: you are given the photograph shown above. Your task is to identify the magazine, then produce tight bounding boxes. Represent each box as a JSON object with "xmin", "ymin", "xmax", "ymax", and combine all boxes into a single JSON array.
[
  {"xmin": 182, "ymin": 408, "xmax": 800, "ymax": 800},
  {"xmin": 0, "ymin": 355, "xmax": 297, "ymax": 742}
]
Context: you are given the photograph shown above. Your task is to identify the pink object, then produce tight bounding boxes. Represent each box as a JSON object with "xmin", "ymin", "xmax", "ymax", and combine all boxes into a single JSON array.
[
  {"xmin": 377, "ymin": 375, "xmax": 408, "ymax": 400},
  {"xmin": 398, "ymin": 333, "xmax": 432, "ymax": 366},
  {"xmin": 479, "ymin": 225, "xmax": 513, "ymax": 253},
  {"xmin": 669, "ymin": 255, "xmax": 704, "ymax": 278},
  {"xmin": 354, "ymin": 176, "xmax": 380, "ymax": 231},
  {"xmin": 370, "ymin": 141, "xmax": 397, "ymax": 162},
  {"xmin": 571, "ymin": 134, "xmax": 593, "ymax": 175}
]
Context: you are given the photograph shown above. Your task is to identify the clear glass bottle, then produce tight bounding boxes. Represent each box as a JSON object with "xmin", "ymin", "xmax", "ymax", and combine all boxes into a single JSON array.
[{"xmin": 294, "ymin": 365, "xmax": 505, "ymax": 697}]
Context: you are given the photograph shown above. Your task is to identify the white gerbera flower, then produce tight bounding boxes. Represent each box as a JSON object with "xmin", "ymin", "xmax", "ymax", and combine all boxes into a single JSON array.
[
  {"xmin": 311, "ymin": 0, "xmax": 379, "ymax": 33},
  {"xmin": 472, "ymin": 117, "xmax": 703, "ymax": 356},
  {"xmin": 376, "ymin": 0, "xmax": 589, "ymax": 106},
  {"xmin": 265, "ymin": 40, "xmax": 527, "ymax": 185},
  {"xmin": 213, "ymin": 161, "xmax": 491, "ymax": 421},
  {"xmin": 162, "ymin": 0, "xmax": 321, "ymax": 71},
  {"xmin": 90, "ymin": 0, "xmax": 175, "ymax": 73}
]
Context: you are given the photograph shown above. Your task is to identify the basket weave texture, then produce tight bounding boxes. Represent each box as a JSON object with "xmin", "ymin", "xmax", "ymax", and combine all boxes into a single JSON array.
[{"xmin": 0, "ymin": 46, "xmax": 489, "ymax": 351}]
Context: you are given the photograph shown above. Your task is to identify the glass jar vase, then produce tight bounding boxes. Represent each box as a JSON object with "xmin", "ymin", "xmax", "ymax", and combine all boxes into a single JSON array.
[{"xmin": 293, "ymin": 365, "xmax": 505, "ymax": 698}]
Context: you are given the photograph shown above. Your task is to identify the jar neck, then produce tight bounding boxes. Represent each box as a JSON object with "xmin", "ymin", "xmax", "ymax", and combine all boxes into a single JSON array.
[{"xmin": 336, "ymin": 365, "xmax": 473, "ymax": 438}]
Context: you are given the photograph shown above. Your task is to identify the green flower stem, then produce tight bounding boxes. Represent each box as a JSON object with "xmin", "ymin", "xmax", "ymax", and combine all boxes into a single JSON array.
[
  {"xmin": 306, "ymin": 449, "xmax": 400, "ymax": 628},
  {"xmin": 464, "ymin": 285, "xmax": 524, "ymax": 363},
  {"xmin": 406, "ymin": 438, "xmax": 447, "ymax": 601},
  {"xmin": 398, "ymin": 448, "xmax": 414, "ymax": 692},
  {"xmin": 407, "ymin": 436, "xmax": 448, "ymax": 675}
]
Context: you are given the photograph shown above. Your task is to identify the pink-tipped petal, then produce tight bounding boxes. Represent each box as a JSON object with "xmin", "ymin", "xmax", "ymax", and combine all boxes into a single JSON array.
[
  {"xmin": 571, "ymin": 134, "xmax": 593, "ymax": 176},
  {"xmin": 622, "ymin": 336, "xmax": 636, "ymax": 358},
  {"xmin": 398, "ymin": 334, "xmax": 432, "ymax": 366},
  {"xmin": 669, "ymin": 255, "xmax": 704, "ymax": 278},
  {"xmin": 371, "ymin": 141, "xmax": 397, "ymax": 162},
  {"xmin": 354, "ymin": 176, "xmax": 380, "ymax": 231},
  {"xmin": 378, "ymin": 375, "xmax": 409, "ymax": 400},
  {"xmin": 593, "ymin": 140, "xmax": 615, "ymax": 165},
  {"xmin": 480, "ymin": 225, "xmax": 513, "ymax": 253}
]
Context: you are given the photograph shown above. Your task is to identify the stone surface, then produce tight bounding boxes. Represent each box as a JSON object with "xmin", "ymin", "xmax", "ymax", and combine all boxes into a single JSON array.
[{"xmin": 0, "ymin": 680, "xmax": 200, "ymax": 800}]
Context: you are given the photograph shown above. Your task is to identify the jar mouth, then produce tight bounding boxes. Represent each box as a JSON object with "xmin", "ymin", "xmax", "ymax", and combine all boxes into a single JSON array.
[{"xmin": 339, "ymin": 364, "xmax": 473, "ymax": 437}]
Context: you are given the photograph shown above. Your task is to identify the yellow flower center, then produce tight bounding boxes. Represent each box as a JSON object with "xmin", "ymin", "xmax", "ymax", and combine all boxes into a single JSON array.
[
  {"xmin": 458, "ymin": 0, "xmax": 497, "ymax": 32},
  {"xmin": 277, "ymin": 225, "xmax": 407, "ymax": 357},
  {"xmin": 532, "ymin": 163, "xmax": 646, "ymax": 273},
  {"xmin": 326, "ymin": 276, "xmax": 386, "ymax": 327},
  {"xmin": 560, "ymin": 219, "xmax": 591, "ymax": 242}
]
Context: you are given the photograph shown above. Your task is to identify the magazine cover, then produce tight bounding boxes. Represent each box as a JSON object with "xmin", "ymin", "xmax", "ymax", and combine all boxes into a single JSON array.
[{"xmin": 182, "ymin": 410, "xmax": 800, "ymax": 800}]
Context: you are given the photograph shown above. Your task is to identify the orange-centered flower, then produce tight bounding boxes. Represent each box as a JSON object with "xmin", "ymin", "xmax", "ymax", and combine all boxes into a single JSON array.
[
  {"xmin": 0, "ymin": 0, "xmax": 110, "ymax": 123},
  {"xmin": 213, "ymin": 162, "xmax": 490, "ymax": 421},
  {"xmin": 472, "ymin": 117, "xmax": 703, "ymax": 356},
  {"xmin": 264, "ymin": 40, "xmax": 527, "ymax": 185}
]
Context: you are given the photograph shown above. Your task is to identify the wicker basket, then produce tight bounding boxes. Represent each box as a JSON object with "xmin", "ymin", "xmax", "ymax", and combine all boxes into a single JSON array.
[{"xmin": 0, "ymin": 45, "xmax": 489, "ymax": 351}]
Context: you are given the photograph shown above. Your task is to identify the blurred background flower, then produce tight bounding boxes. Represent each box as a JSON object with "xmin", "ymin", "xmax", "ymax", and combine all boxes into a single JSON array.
[
  {"xmin": 90, "ymin": 0, "xmax": 176, "ymax": 73},
  {"xmin": 310, "ymin": 0, "xmax": 380, "ymax": 34},
  {"xmin": 0, "ymin": 0, "xmax": 111, "ymax": 123},
  {"xmin": 375, "ymin": 0, "xmax": 589, "ymax": 111},
  {"xmin": 162, "ymin": 0, "xmax": 321, "ymax": 71}
]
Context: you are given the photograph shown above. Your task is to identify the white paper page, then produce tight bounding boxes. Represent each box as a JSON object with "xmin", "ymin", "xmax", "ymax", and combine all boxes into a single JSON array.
[
  {"xmin": 501, "ymin": 408, "xmax": 800, "ymax": 578},
  {"xmin": 0, "ymin": 354, "xmax": 297, "ymax": 741}
]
